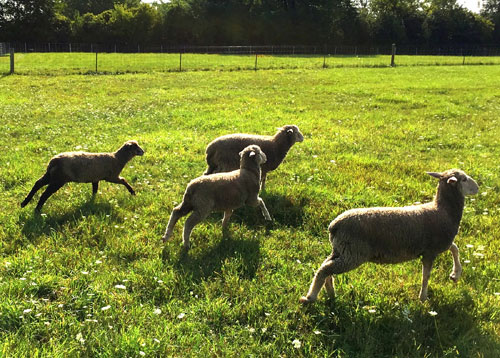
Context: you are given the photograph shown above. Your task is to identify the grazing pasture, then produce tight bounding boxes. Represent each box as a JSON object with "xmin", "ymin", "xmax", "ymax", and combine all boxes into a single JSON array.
[
  {"xmin": 0, "ymin": 65, "xmax": 499, "ymax": 357},
  {"xmin": 2, "ymin": 52, "xmax": 500, "ymax": 75}
]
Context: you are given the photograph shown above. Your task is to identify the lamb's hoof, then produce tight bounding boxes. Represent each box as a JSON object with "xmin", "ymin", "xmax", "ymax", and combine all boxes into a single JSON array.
[
  {"xmin": 161, "ymin": 236, "xmax": 167, "ymax": 243},
  {"xmin": 449, "ymin": 272, "xmax": 461, "ymax": 283},
  {"xmin": 182, "ymin": 243, "xmax": 190, "ymax": 251},
  {"xmin": 130, "ymin": 191, "xmax": 136, "ymax": 196},
  {"xmin": 20, "ymin": 201, "xmax": 27, "ymax": 208},
  {"xmin": 299, "ymin": 296, "xmax": 315, "ymax": 304}
]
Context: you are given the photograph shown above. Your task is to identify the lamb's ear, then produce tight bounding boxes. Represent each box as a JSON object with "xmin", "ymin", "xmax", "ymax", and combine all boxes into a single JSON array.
[
  {"xmin": 426, "ymin": 172, "xmax": 442, "ymax": 179},
  {"xmin": 249, "ymin": 151, "xmax": 256, "ymax": 157},
  {"xmin": 287, "ymin": 128, "xmax": 294, "ymax": 134},
  {"xmin": 447, "ymin": 176, "xmax": 458, "ymax": 184},
  {"xmin": 239, "ymin": 150, "xmax": 244, "ymax": 158}
]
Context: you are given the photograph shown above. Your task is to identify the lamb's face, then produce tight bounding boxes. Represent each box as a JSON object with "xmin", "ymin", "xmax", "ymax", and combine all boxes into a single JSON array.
[
  {"xmin": 427, "ymin": 169, "xmax": 479, "ymax": 196},
  {"xmin": 124, "ymin": 140, "xmax": 145, "ymax": 156},
  {"xmin": 451, "ymin": 170, "xmax": 479, "ymax": 196},
  {"xmin": 281, "ymin": 125, "xmax": 304, "ymax": 143},
  {"xmin": 240, "ymin": 145, "xmax": 267, "ymax": 165}
]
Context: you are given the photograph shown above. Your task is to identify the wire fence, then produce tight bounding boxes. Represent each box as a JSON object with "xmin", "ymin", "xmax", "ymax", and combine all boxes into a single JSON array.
[
  {"xmin": 2, "ymin": 43, "xmax": 500, "ymax": 75},
  {"xmin": 0, "ymin": 43, "xmax": 10, "ymax": 56}
]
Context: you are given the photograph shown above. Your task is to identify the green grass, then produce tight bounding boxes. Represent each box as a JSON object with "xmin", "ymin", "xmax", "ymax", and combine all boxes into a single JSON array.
[
  {"xmin": 2, "ymin": 52, "xmax": 500, "ymax": 75},
  {"xmin": 0, "ymin": 65, "xmax": 499, "ymax": 357}
]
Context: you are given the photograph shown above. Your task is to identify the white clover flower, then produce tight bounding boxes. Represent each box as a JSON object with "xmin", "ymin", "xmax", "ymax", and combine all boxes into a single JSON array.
[
  {"xmin": 177, "ymin": 312, "xmax": 185, "ymax": 319},
  {"xmin": 76, "ymin": 332, "xmax": 85, "ymax": 344},
  {"xmin": 292, "ymin": 339, "xmax": 301, "ymax": 349},
  {"xmin": 429, "ymin": 311, "xmax": 438, "ymax": 316},
  {"xmin": 115, "ymin": 284, "xmax": 126, "ymax": 290},
  {"xmin": 101, "ymin": 305, "xmax": 111, "ymax": 311},
  {"xmin": 153, "ymin": 308, "xmax": 162, "ymax": 315},
  {"xmin": 23, "ymin": 309, "xmax": 32, "ymax": 314}
]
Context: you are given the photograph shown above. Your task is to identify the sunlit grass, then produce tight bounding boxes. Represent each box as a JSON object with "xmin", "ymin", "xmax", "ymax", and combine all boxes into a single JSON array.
[
  {"xmin": 4, "ymin": 52, "xmax": 500, "ymax": 75},
  {"xmin": 0, "ymin": 65, "xmax": 499, "ymax": 357}
]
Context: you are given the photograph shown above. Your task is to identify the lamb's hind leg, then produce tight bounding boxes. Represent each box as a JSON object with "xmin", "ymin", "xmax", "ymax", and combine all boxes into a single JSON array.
[
  {"xmin": 35, "ymin": 180, "xmax": 66, "ymax": 212},
  {"xmin": 300, "ymin": 253, "xmax": 362, "ymax": 304},
  {"xmin": 162, "ymin": 202, "xmax": 192, "ymax": 242},
  {"xmin": 21, "ymin": 172, "xmax": 50, "ymax": 208},
  {"xmin": 449, "ymin": 243, "xmax": 462, "ymax": 282},
  {"xmin": 182, "ymin": 210, "xmax": 208, "ymax": 251}
]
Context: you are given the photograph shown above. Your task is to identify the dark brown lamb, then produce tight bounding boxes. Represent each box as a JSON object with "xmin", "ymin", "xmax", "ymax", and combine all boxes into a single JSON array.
[
  {"xmin": 300, "ymin": 169, "xmax": 479, "ymax": 304},
  {"xmin": 204, "ymin": 125, "xmax": 304, "ymax": 191},
  {"xmin": 21, "ymin": 140, "xmax": 144, "ymax": 212}
]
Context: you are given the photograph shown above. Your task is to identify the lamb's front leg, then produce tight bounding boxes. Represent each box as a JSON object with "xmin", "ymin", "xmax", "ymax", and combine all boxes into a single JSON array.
[
  {"xmin": 257, "ymin": 197, "xmax": 271, "ymax": 221},
  {"xmin": 108, "ymin": 176, "xmax": 135, "ymax": 195},
  {"xmin": 449, "ymin": 243, "xmax": 462, "ymax": 282},
  {"xmin": 419, "ymin": 256, "xmax": 435, "ymax": 301},
  {"xmin": 222, "ymin": 210, "xmax": 233, "ymax": 229}
]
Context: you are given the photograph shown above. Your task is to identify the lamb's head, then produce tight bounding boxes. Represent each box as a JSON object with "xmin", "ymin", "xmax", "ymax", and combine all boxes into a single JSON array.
[
  {"xmin": 120, "ymin": 140, "xmax": 145, "ymax": 157},
  {"xmin": 427, "ymin": 169, "xmax": 478, "ymax": 196},
  {"xmin": 277, "ymin": 125, "xmax": 304, "ymax": 144},
  {"xmin": 239, "ymin": 145, "xmax": 267, "ymax": 166}
]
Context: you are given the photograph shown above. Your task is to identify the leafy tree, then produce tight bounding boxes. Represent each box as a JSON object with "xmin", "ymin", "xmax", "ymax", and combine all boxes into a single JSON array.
[
  {"xmin": 0, "ymin": 0, "xmax": 58, "ymax": 41},
  {"xmin": 481, "ymin": 0, "xmax": 500, "ymax": 43}
]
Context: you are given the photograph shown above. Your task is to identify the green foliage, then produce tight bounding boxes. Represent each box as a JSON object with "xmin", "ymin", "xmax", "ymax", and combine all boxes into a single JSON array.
[
  {"xmin": 1, "ymin": 0, "xmax": 498, "ymax": 46},
  {"xmin": 0, "ymin": 65, "xmax": 499, "ymax": 357}
]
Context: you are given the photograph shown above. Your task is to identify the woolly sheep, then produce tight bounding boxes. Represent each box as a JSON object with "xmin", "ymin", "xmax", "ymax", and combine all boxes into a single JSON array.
[
  {"xmin": 300, "ymin": 169, "xmax": 478, "ymax": 304},
  {"xmin": 162, "ymin": 144, "xmax": 271, "ymax": 251},
  {"xmin": 21, "ymin": 140, "xmax": 144, "ymax": 212},
  {"xmin": 204, "ymin": 125, "xmax": 304, "ymax": 190}
]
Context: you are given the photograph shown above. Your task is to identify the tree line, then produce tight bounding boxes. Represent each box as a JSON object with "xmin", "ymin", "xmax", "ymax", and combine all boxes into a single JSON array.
[{"xmin": 1, "ymin": 0, "xmax": 500, "ymax": 47}]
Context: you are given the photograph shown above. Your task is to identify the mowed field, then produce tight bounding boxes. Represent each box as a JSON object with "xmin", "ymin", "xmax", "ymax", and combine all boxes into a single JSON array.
[{"xmin": 0, "ymin": 64, "xmax": 499, "ymax": 357}]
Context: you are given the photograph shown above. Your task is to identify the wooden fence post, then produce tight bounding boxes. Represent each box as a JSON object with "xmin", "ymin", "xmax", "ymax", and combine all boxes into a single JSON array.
[
  {"xmin": 179, "ymin": 52, "xmax": 182, "ymax": 72},
  {"xmin": 95, "ymin": 52, "xmax": 98, "ymax": 73},
  {"xmin": 391, "ymin": 43, "xmax": 396, "ymax": 67},
  {"xmin": 10, "ymin": 48, "xmax": 14, "ymax": 74},
  {"xmin": 255, "ymin": 53, "xmax": 258, "ymax": 71}
]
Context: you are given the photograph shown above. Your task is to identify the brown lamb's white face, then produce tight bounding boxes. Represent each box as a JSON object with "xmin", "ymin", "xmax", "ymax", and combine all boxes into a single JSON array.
[{"xmin": 427, "ymin": 169, "xmax": 479, "ymax": 196}]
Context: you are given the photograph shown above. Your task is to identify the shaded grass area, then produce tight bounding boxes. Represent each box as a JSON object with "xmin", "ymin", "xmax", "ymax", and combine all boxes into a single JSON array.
[
  {"xmin": 3, "ymin": 52, "xmax": 500, "ymax": 75},
  {"xmin": 0, "ymin": 66, "xmax": 499, "ymax": 357}
]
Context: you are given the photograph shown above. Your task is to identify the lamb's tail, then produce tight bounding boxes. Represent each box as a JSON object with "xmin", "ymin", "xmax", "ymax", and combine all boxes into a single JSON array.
[{"xmin": 204, "ymin": 148, "xmax": 217, "ymax": 175}]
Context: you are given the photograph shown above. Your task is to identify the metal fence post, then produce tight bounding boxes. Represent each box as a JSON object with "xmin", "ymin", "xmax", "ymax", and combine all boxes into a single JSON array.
[
  {"xmin": 95, "ymin": 52, "xmax": 98, "ymax": 72},
  {"xmin": 10, "ymin": 48, "xmax": 14, "ymax": 74},
  {"xmin": 391, "ymin": 43, "xmax": 396, "ymax": 67},
  {"xmin": 179, "ymin": 52, "xmax": 182, "ymax": 72},
  {"xmin": 255, "ymin": 53, "xmax": 258, "ymax": 71}
]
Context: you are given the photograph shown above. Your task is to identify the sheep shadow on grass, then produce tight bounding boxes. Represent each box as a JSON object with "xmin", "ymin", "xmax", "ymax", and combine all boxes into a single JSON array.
[
  {"xmin": 204, "ymin": 192, "xmax": 307, "ymax": 230},
  {"xmin": 20, "ymin": 200, "xmax": 115, "ymax": 241},
  {"xmin": 304, "ymin": 291, "xmax": 500, "ymax": 357},
  {"xmin": 164, "ymin": 231, "xmax": 261, "ymax": 281}
]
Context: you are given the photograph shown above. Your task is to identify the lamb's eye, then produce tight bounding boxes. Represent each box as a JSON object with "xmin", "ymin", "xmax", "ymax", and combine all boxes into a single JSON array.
[{"xmin": 463, "ymin": 177, "xmax": 468, "ymax": 182}]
